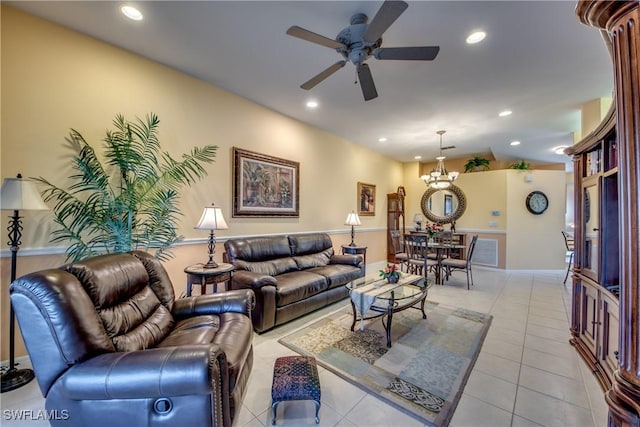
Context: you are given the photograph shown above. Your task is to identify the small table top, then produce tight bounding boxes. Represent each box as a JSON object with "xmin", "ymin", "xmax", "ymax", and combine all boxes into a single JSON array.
[
  {"xmin": 341, "ymin": 244, "xmax": 367, "ymax": 250},
  {"xmin": 184, "ymin": 262, "xmax": 234, "ymax": 276}
]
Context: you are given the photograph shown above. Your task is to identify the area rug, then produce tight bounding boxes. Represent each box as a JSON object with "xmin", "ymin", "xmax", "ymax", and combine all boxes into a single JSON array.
[{"xmin": 278, "ymin": 302, "xmax": 492, "ymax": 426}]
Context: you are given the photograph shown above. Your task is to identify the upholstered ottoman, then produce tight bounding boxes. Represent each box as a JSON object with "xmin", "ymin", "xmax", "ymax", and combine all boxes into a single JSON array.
[{"xmin": 271, "ymin": 356, "xmax": 321, "ymax": 424}]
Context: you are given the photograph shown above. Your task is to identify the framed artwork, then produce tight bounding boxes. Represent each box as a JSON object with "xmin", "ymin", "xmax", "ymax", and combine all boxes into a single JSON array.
[
  {"xmin": 233, "ymin": 147, "xmax": 299, "ymax": 217},
  {"xmin": 357, "ymin": 182, "xmax": 376, "ymax": 216}
]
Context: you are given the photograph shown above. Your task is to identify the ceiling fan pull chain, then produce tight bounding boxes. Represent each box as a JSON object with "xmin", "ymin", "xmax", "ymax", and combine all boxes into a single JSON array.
[{"xmin": 354, "ymin": 69, "xmax": 358, "ymax": 85}]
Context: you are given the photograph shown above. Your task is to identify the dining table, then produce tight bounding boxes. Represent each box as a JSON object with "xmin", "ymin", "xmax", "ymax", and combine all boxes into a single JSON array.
[{"xmin": 404, "ymin": 237, "xmax": 466, "ymax": 285}]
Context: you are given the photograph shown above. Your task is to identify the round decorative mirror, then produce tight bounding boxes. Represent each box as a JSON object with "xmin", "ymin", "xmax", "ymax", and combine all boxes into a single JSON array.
[{"xmin": 420, "ymin": 184, "xmax": 467, "ymax": 224}]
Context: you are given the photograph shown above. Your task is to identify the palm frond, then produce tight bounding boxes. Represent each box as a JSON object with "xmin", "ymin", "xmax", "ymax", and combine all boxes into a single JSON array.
[{"xmin": 38, "ymin": 113, "xmax": 215, "ymax": 262}]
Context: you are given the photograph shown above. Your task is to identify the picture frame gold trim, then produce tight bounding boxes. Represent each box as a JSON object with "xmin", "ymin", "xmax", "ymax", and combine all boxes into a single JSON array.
[
  {"xmin": 233, "ymin": 147, "xmax": 299, "ymax": 217},
  {"xmin": 357, "ymin": 182, "xmax": 376, "ymax": 216}
]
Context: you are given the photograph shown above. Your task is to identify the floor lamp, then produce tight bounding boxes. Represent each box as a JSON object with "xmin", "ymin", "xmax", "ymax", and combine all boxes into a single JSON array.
[{"xmin": 1, "ymin": 174, "xmax": 49, "ymax": 393}]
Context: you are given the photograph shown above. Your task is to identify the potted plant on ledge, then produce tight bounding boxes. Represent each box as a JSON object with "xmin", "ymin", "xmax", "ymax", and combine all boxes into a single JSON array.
[{"xmin": 464, "ymin": 156, "xmax": 491, "ymax": 173}]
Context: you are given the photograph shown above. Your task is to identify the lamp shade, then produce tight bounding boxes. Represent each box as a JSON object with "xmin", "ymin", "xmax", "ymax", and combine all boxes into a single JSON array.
[
  {"xmin": 195, "ymin": 205, "xmax": 229, "ymax": 230},
  {"xmin": 0, "ymin": 176, "xmax": 49, "ymax": 211},
  {"xmin": 344, "ymin": 211, "xmax": 361, "ymax": 226},
  {"xmin": 413, "ymin": 213, "xmax": 424, "ymax": 223}
]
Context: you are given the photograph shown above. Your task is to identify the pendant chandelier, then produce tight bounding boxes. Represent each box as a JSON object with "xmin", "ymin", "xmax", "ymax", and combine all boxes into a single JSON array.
[{"xmin": 421, "ymin": 130, "xmax": 459, "ymax": 189}]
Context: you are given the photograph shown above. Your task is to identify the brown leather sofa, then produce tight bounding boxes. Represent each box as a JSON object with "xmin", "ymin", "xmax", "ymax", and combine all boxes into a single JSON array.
[
  {"xmin": 224, "ymin": 232, "xmax": 364, "ymax": 333},
  {"xmin": 9, "ymin": 251, "xmax": 254, "ymax": 427}
]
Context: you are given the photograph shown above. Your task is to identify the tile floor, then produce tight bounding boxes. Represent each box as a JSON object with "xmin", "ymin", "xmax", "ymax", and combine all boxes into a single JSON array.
[{"xmin": 0, "ymin": 266, "xmax": 610, "ymax": 427}]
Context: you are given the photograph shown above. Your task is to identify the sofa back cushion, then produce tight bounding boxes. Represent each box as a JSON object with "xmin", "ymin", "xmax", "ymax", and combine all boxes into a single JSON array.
[
  {"xmin": 225, "ymin": 236, "xmax": 292, "ymax": 262},
  {"xmin": 289, "ymin": 233, "xmax": 334, "ymax": 256},
  {"xmin": 64, "ymin": 253, "xmax": 175, "ymax": 352},
  {"xmin": 234, "ymin": 258, "xmax": 298, "ymax": 276}
]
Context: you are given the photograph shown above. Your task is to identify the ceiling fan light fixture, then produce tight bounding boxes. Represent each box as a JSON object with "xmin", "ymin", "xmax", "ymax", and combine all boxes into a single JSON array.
[
  {"xmin": 121, "ymin": 5, "xmax": 143, "ymax": 21},
  {"xmin": 466, "ymin": 30, "xmax": 486, "ymax": 44}
]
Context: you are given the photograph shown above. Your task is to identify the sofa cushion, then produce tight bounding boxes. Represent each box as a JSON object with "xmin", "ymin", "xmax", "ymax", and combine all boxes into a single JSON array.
[
  {"xmin": 308, "ymin": 264, "xmax": 364, "ymax": 290},
  {"xmin": 293, "ymin": 249, "xmax": 332, "ymax": 270},
  {"xmin": 289, "ymin": 233, "xmax": 333, "ymax": 256},
  {"xmin": 275, "ymin": 271, "xmax": 328, "ymax": 306},
  {"xmin": 234, "ymin": 257, "xmax": 298, "ymax": 276},
  {"xmin": 226, "ymin": 236, "xmax": 292, "ymax": 262}
]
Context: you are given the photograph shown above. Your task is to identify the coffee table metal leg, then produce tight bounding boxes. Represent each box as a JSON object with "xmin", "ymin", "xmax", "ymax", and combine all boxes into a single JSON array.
[
  {"xmin": 420, "ymin": 296, "xmax": 427, "ymax": 319},
  {"xmin": 350, "ymin": 299, "xmax": 357, "ymax": 332}
]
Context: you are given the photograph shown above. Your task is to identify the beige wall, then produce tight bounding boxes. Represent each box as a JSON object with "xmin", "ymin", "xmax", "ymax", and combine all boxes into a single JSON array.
[
  {"xmin": 0, "ymin": 6, "xmax": 402, "ymax": 359},
  {"xmin": 0, "ymin": 6, "xmax": 569, "ymax": 360}
]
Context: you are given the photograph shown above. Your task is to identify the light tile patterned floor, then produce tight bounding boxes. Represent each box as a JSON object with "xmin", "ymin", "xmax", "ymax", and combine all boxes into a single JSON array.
[{"xmin": 0, "ymin": 267, "xmax": 610, "ymax": 427}]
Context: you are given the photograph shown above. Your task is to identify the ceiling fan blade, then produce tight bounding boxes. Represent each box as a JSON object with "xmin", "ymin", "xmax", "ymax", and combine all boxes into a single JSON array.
[
  {"xmin": 374, "ymin": 46, "xmax": 440, "ymax": 61},
  {"xmin": 300, "ymin": 61, "xmax": 347, "ymax": 90},
  {"xmin": 363, "ymin": 0, "xmax": 409, "ymax": 43},
  {"xmin": 287, "ymin": 26, "xmax": 346, "ymax": 50},
  {"xmin": 357, "ymin": 63, "xmax": 378, "ymax": 101}
]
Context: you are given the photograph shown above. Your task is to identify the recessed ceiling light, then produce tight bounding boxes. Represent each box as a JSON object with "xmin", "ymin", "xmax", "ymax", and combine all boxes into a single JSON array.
[
  {"xmin": 553, "ymin": 145, "xmax": 569, "ymax": 155},
  {"xmin": 378, "ymin": 137, "xmax": 388, "ymax": 142},
  {"xmin": 510, "ymin": 141, "xmax": 521, "ymax": 146},
  {"xmin": 466, "ymin": 31, "xmax": 486, "ymax": 44},
  {"xmin": 121, "ymin": 5, "xmax": 143, "ymax": 21},
  {"xmin": 414, "ymin": 155, "xmax": 422, "ymax": 160},
  {"xmin": 499, "ymin": 110, "xmax": 512, "ymax": 117},
  {"xmin": 305, "ymin": 100, "xmax": 318, "ymax": 109}
]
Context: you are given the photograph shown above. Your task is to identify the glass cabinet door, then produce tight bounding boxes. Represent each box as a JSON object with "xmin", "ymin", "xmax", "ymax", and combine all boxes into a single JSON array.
[{"xmin": 583, "ymin": 183, "xmax": 599, "ymax": 279}]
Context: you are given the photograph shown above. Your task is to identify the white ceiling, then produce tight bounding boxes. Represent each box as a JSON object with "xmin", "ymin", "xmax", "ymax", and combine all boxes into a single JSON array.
[{"xmin": 9, "ymin": 1, "xmax": 614, "ymax": 168}]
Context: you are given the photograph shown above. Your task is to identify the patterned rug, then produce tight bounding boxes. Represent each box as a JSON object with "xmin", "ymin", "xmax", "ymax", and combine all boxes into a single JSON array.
[{"xmin": 278, "ymin": 302, "xmax": 492, "ymax": 426}]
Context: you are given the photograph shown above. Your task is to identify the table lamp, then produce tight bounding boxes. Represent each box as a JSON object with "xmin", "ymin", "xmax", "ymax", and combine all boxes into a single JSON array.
[
  {"xmin": 194, "ymin": 203, "xmax": 229, "ymax": 268},
  {"xmin": 414, "ymin": 213, "xmax": 424, "ymax": 231},
  {"xmin": 1, "ymin": 173, "xmax": 49, "ymax": 393},
  {"xmin": 344, "ymin": 211, "xmax": 361, "ymax": 246}
]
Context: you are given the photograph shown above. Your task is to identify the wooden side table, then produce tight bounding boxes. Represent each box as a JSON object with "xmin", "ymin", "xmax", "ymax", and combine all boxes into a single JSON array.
[
  {"xmin": 341, "ymin": 244, "xmax": 367, "ymax": 265},
  {"xmin": 184, "ymin": 263, "xmax": 234, "ymax": 296}
]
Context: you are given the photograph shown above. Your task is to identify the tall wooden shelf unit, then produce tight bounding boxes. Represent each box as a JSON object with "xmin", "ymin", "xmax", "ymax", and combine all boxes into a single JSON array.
[
  {"xmin": 571, "ymin": 2, "xmax": 639, "ymax": 425},
  {"xmin": 386, "ymin": 187, "xmax": 405, "ymax": 263},
  {"xmin": 566, "ymin": 106, "xmax": 619, "ymax": 390}
]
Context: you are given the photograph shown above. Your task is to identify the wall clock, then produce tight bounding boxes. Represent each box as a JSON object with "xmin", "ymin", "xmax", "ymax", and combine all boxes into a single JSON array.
[{"xmin": 526, "ymin": 191, "xmax": 549, "ymax": 215}]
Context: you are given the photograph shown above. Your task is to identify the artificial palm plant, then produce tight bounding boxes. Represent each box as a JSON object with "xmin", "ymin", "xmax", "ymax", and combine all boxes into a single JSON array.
[{"xmin": 36, "ymin": 113, "xmax": 217, "ymax": 262}]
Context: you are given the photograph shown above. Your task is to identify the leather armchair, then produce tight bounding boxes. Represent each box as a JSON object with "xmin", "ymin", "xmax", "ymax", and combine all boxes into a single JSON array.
[{"xmin": 9, "ymin": 251, "xmax": 254, "ymax": 427}]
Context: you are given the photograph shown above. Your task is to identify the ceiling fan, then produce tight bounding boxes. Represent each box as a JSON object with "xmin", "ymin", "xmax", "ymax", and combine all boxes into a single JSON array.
[{"xmin": 286, "ymin": 0, "xmax": 440, "ymax": 101}]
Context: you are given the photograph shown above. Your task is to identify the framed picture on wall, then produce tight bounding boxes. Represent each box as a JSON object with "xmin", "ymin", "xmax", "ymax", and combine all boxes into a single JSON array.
[
  {"xmin": 357, "ymin": 182, "xmax": 376, "ymax": 216},
  {"xmin": 233, "ymin": 147, "xmax": 299, "ymax": 217}
]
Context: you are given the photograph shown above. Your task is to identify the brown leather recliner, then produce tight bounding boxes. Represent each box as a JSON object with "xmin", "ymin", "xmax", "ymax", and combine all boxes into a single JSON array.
[{"xmin": 9, "ymin": 251, "xmax": 254, "ymax": 427}]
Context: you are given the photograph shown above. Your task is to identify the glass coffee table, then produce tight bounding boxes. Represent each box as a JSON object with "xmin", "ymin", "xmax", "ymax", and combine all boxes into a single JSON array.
[{"xmin": 346, "ymin": 274, "xmax": 432, "ymax": 347}]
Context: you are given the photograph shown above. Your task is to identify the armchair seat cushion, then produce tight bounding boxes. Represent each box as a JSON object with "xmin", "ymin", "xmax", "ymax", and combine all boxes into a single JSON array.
[{"xmin": 158, "ymin": 315, "xmax": 220, "ymax": 347}]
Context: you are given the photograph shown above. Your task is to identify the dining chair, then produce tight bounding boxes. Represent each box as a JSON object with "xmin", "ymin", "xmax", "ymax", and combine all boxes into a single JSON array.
[
  {"xmin": 562, "ymin": 231, "xmax": 575, "ymax": 284},
  {"xmin": 440, "ymin": 235, "xmax": 478, "ymax": 290},
  {"xmin": 389, "ymin": 230, "xmax": 408, "ymax": 271},
  {"xmin": 404, "ymin": 234, "xmax": 438, "ymax": 277}
]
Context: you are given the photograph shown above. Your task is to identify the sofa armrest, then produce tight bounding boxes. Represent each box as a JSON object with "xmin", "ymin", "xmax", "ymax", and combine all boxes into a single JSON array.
[
  {"xmin": 60, "ymin": 345, "xmax": 226, "ymax": 399},
  {"xmin": 330, "ymin": 254, "xmax": 363, "ymax": 267},
  {"xmin": 173, "ymin": 290, "xmax": 254, "ymax": 320},
  {"xmin": 230, "ymin": 270, "xmax": 277, "ymax": 289}
]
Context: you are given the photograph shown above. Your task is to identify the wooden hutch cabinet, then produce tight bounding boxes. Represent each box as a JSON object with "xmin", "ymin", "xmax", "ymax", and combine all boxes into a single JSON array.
[
  {"xmin": 386, "ymin": 187, "xmax": 405, "ymax": 263},
  {"xmin": 571, "ymin": 2, "xmax": 640, "ymax": 425},
  {"xmin": 566, "ymin": 107, "xmax": 620, "ymax": 389}
]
